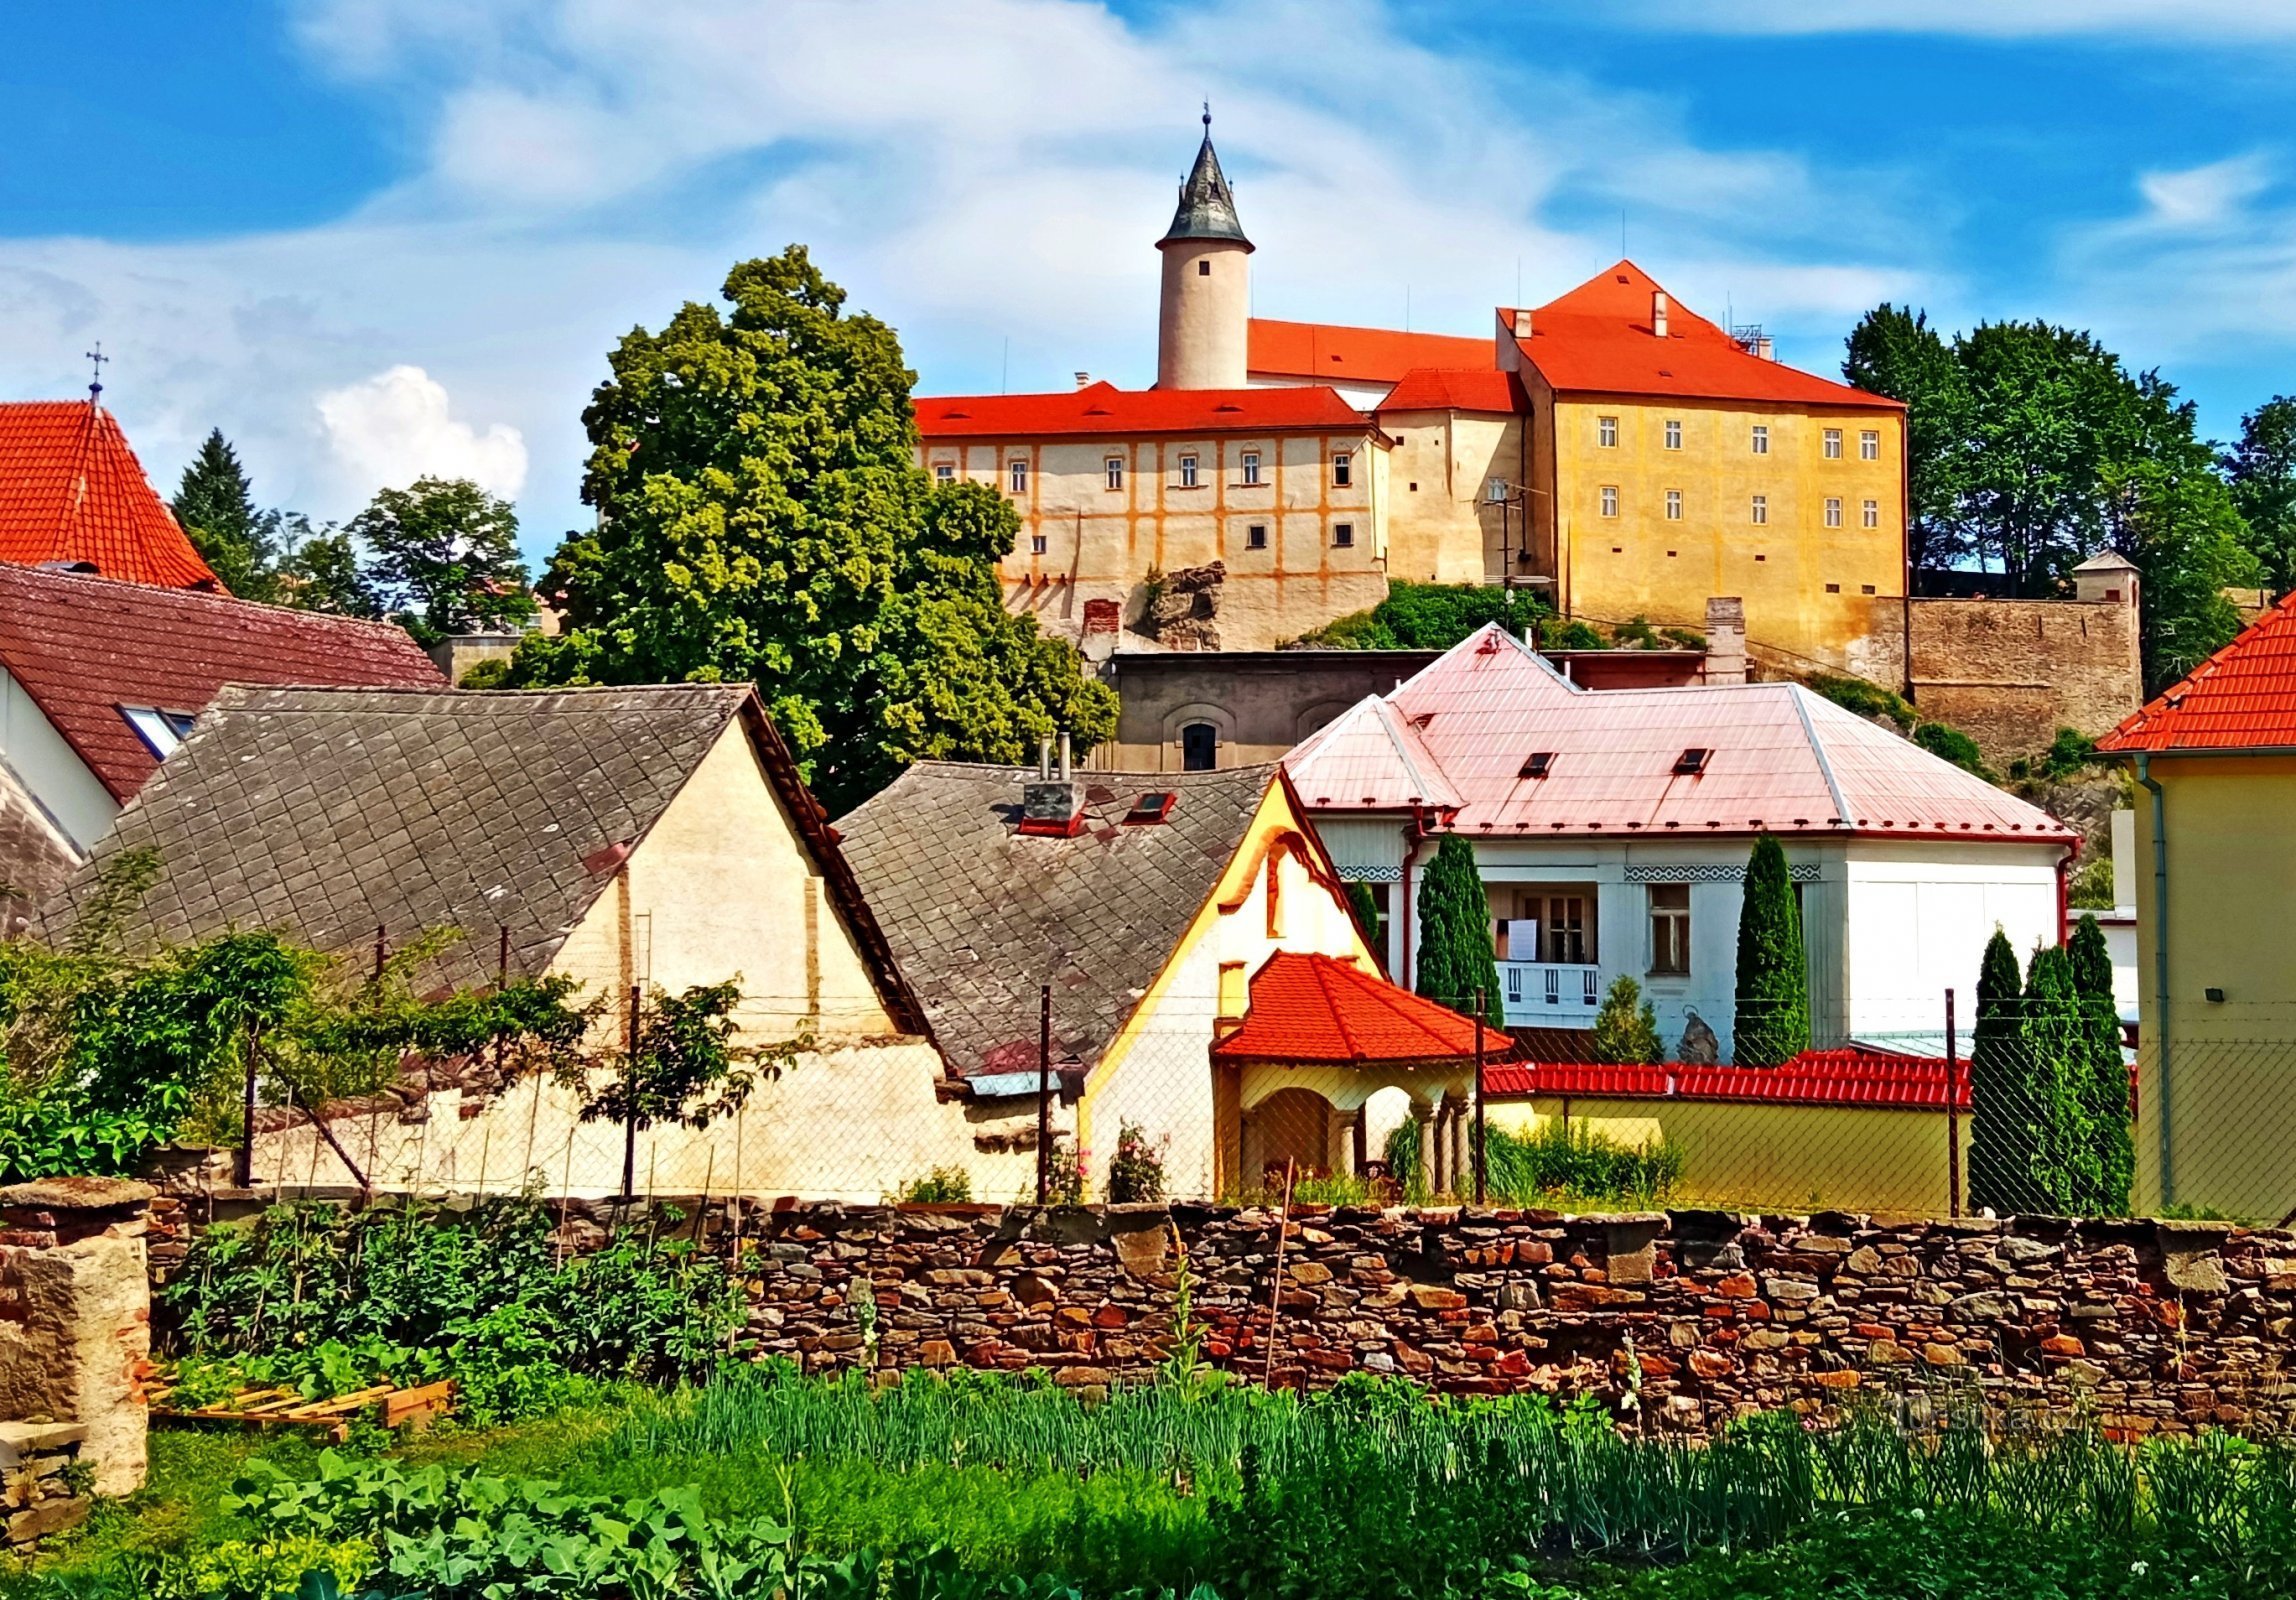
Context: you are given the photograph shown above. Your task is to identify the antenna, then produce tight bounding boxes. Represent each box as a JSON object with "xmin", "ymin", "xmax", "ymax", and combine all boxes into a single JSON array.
[{"xmin": 84, "ymin": 342, "xmax": 109, "ymax": 403}]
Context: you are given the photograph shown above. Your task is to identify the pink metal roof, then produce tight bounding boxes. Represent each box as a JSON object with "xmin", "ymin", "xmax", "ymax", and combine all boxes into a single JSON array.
[
  {"xmin": 1285, "ymin": 695, "xmax": 1462, "ymax": 812},
  {"xmin": 1285, "ymin": 625, "xmax": 2074, "ymax": 843}
]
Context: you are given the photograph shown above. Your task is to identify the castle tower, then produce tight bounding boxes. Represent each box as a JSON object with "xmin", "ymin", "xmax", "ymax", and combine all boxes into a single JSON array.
[{"xmin": 1156, "ymin": 111, "xmax": 1253, "ymax": 390}]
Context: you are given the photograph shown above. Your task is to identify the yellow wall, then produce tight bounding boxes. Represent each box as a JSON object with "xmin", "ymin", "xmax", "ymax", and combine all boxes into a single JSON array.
[
  {"xmin": 1489, "ymin": 1096, "xmax": 1969, "ymax": 1216},
  {"xmin": 2133, "ymin": 756, "xmax": 2296, "ymax": 1219},
  {"xmin": 1380, "ymin": 408, "xmax": 1526, "ymax": 584},
  {"xmin": 1540, "ymin": 393, "xmax": 1904, "ymax": 670},
  {"xmin": 921, "ymin": 431, "xmax": 1386, "ymax": 649}
]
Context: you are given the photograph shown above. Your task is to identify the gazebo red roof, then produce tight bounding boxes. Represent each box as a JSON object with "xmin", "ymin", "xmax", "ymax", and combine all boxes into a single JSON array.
[{"xmin": 1212, "ymin": 951, "xmax": 1517, "ymax": 1068}]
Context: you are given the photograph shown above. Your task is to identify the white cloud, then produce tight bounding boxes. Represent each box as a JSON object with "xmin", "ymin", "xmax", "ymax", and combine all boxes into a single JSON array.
[
  {"xmin": 1612, "ymin": 0, "xmax": 2296, "ymax": 41},
  {"xmin": 317, "ymin": 365, "xmax": 530, "ymax": 500},
  {"xmin": 2134, "ymin": 155, "xmax": 2273, "ymax": 231}
]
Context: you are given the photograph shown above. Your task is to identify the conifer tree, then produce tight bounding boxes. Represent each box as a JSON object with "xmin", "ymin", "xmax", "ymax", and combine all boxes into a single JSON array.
[
  {"xmin": 1731, "ymin": 834, "xmax": 1808, "ymax": 1066},
  {"xmin": 2068, "ymin": 913, "xmax": 2133, "ymax": 1214},
  {"xmin": 2022, "ymin": 942, "xmax": 2090, "ymax": 1213},
  {"xmin": 1413, "ymin": 835, "xmax": 1500, "ymax": 1012},
  {"xmin": 1591, "ymin": 974, "xmax": 1663, "ymax": 1065},
  {"xmin": 1967, "ymin": 928, "xmax": 2026, "ymax": 1214},
  {"xmin": 172, "ymin": 429, "xmax": 279, "ymax": 600}
]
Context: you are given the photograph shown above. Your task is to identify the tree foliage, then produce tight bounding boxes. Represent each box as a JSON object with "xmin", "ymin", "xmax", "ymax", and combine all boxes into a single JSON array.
[
  {"xmin": 1299, "ymin": 582, "xmax": 1551, "ymax": 650},
  {"xmin": 2104, "ymin": 457, "xmax": 2262, "ymax": 690},
  {"xmin": 505, "ymin": 247, "xmax": 1114, "ymax": 813},
  {"xmin": 2068, "ymin": 913, "xmax": 2133, "ymax": 1215},
  {"xmin": 2222, "ymin": 395, "xmax": 2296, "ymax": 596},
  {"xmin": 1844, "ymin": 304, "xmax": 1971, "ymax": 575},
  {"xmin": 1590, "ymin": 975, "xmax": 1662, "ymax": 1065},
  {"xmin": 1731, "ymin": 835, "xmax": 1808, "ymax": 1067},
  {"xmin": 173, "ymin": 429, "xmax": 283, "ymax": 602},
  {"xmin": 1966, "ymin": 928, "xmax": 2026, "ymax": 1215},
  {"xmin": 1413, "ymin": 835, "xmax": 1499, "ymax": 1011},
  {"xmin": 348, "ymin": 477, "xmax": 535, "ymax": 646}
]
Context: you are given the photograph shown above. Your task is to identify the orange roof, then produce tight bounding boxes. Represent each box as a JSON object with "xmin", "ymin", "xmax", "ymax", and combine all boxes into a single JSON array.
[
  {"xmin": 0, "ymin": 402, "xmax": 219, "ymax": 589},
  {"xmin": 1379, "ymin": 367, "xmax": 1523, "ymax": 414},
  {"xmin": 1248, "ymin": 319, "xmax": 1493, "ymax": 386},
  {"xmin": 2098, "ymin": 589, "xmax": 2296, "ymax": 753},
  {"xmin": 913, "ymin": 380, "xmax": 1369, "ymax": 440},
  {"xmin": 1211, "ymin": 950, "xmax": 1517, "ymax": 1067},
  {"xmin": 1509, "ymin": 261, "xmax": 1902, "ymax": 411}
]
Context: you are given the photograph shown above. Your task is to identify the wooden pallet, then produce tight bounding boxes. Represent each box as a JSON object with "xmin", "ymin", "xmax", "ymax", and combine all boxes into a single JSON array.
[{"xmin": 148, "ymin": 1377, "xmax": 455, "ymax": 1441}]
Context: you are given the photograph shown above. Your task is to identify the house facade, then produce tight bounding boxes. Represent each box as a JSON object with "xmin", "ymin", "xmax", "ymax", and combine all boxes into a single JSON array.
[{"xmin": 1286, "ymin": 626, "xmax": 2077, "ymax": 1060}]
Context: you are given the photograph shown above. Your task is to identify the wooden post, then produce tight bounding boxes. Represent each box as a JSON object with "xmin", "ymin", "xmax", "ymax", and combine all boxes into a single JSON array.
[
  {"xmin": 235, "ymin": 1021, "xmax": 262, "ymax": 1189},
  {"xmin": 1945, "ymin": 987, "xmax": 1961, "ymax": 1219},
  {"xmin": 1473, "ymin": 988, "xmax": 1488, "ymax": 1204},
  {"xmin": 1037, "ymin": 984, "xmax": 1052, "ymax": 1205},
  {"xmin": 1263, "ymin": 1158, "xmax": 1296, "ymax": 1387}
]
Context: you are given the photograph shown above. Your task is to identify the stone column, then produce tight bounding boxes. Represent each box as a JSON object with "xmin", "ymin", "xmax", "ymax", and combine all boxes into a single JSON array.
[
  {"xmin": 1412, "ymin": 1102, "xmax": 1435, "ymax": 1195},
  {"xmin": 0, "ymin": 1178, "xmax": 154, "ymax": 1496}
]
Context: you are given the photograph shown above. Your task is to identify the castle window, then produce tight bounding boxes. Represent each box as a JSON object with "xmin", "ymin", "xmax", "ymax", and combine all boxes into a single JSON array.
[
  {"xmin": 1009, "ymin": 459, "xmax": 1028, "ymax": 493},
  {"xmin": 1664, "ymin": 418, "xmax": 1682, "ymax": 450},
  {"xmin": 1862, "ymin": 498, "xmax": 1880, "ymax": 528},
  {"xmin": 1823, "ymin": 428, "xmax": 1842, "ymax": 459},
  {"xmin": 1241, "ymin": 450, "xmax": 1262, "ymax": 486},
  {"xmin": 1861, "ymin": 584, "xmax": 1877, "ymax": 594},
  {"xmin": 1665, "ymin": 490, "xmax": 1682, "ymax": 521},
  {"xmin": 1182, "ymin": 722, "xmax": 1218, "ymax": 772},
  {"xmin": 1824, "ymin": 497, "xmax": 1842, "ymax": 527},
  {"xmin": 1179, "ymin": 453, "xmax": 1199, "ymax": 488},
  {"xmin": 1247, "ymin": 523, "xmax": 1268, "ymax": 550},
  {"xmin": 1600, "ymin": 485, "xmax": 1619, "ymax": 518},
  {"xmin": 1860, "ymin": 429, "xmax": 1880, "ymax": 460},
  {"xmin": 1751, "ymin": 495, "xmax": 1768, "ymax": 525},
  {"xmin": 1197, "ymin": 258, "xmax": 1211, "ymax": 276},
  {"xmin": 1031, "ymin": 533, "xmax": 1047, "ymax": 555},
  {"xmin": 1333, "ymin": 521, "xmax": 1354, "ymax": 547},
  {"xmin": 1105, "ymin": 456, "xmax": 1125, "ymax": 491},
  {"xmin": 934, "ymin": 462, "xmax": 954, "ymax": 484},
  {"xmin": 1751, "ymin": 424, "xmax": 1770, "ymax": 455},
  {"xmin": 1598, "ymin": 415, "xmax": 1619, "ymax": 448},
  {"xmin": 1332, "ymin": 451, "xmax": 1352, "ymax": 487},
  {"xmin": 1825, "ymin": 582, "xmax": 1841, "ymax": 593}
]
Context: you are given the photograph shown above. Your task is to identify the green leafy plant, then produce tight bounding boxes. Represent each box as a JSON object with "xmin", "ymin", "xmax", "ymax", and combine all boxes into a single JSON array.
[
  {"xmin": 1590, "ymin": 975, "xmax": 1662, "ymax": 1065},
  {"xmin": 1295, "ymin": 581, "xmax": 1549, "ymax": 650},
  {"xmin": 1106, "ymin": 1120, "xmax": 1168, "ymax": 1204},
  {"xmin": 561, "ymin": 979, "xmax": 781, "ymax": 1199},
  {"xmin": 1731, "ymin": 834, "xmax": 1809, "ymax": 1067},
  {"xmin": 895, "ymin": 1166, "xmax": 973, "ymax": 1204}
]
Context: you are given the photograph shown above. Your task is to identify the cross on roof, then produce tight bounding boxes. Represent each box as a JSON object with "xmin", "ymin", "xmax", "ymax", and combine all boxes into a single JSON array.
[{"xmin": 84, "ymin": 343, "xmax": 109, "ymax": 403}]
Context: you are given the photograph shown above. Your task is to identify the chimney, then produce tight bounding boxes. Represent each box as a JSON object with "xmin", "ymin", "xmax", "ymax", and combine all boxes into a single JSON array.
[
  {"xmin": 1021, "ymin": 732, "xmax": 1086, "ymax": 836},
  {"xmin": 1074, "ymin": 371, "xmax": 1092, "ymax": 388},
  {"xmin": 1512, "ymin": 308, "xmax": 1533, "ymax": 338},
  {"xmin": 1651, "ymin": 291, "xmax": 1669, "ymax": 339},
  {"xmin": 1755, "ymin": 335, "xmax": 1775, "ymax": 362},
  {"xmin": 1703, "ymin": 596, "xmax": 1747, "ymax": 685}
]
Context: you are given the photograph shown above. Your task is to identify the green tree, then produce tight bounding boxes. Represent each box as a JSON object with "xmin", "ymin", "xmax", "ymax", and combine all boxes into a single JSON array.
[
  {"xmin": 1967, "ymin": 927, "xmax": 2026, "ymax": 1215},
  {"xmin": 2021, "ymin": 942, "xmax": 2090, "ymax": 1212},
  {"xmin": 2102, "ymin": 458, "xmax": 2262, "ymax": 691},
  {"xmin": 2068, "ymin": 913, "xmax": 2133, "ymax": 1215},
  {"xmin": 348, "ymin": 477, "xmax": 534, "ymax": 646},
  {"xmin": 1844, "ymin": 304, "xmax": 1971, "ymax": 578},
  {"xmin": 508, "ymin": 247, "xmax": 1113, "ymax": 812},
  {"xmin": 1590, "ymin": 974, "xmax": 1662, "ymax": 1065},
  {"xmin": 172, "ymin": 430, "xmax": 282, "ymax": 601},
  {"xmin": 2223, "ymin": 395, "xmax": 2296, "ymax": 596},
  {"xmin": 1731, "ymin": 834, "xmax": 1808, "ymax": 1067},
  {"xmin": 1413, "ymin": 834, "xmax": 1499, "ymax": 1011},
  {"xmin": 277, "ymin": 522, "xmax": 385, "ymax": 618}
]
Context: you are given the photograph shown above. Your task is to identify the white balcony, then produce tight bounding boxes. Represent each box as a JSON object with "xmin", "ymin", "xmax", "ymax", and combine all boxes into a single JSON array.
[{"xmin": 1498, "ymin": 960, "xmax": 1602, "ymax": 1027}]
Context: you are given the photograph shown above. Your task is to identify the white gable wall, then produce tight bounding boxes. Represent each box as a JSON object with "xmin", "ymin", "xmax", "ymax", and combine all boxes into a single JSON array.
[
  {"xmin": 1843, "ymin": 840, "xmax": 2063, "ymax": 1038},
  {"xmin": 0, "ymin": 666, "xmax": 116, "ymax": 852}
]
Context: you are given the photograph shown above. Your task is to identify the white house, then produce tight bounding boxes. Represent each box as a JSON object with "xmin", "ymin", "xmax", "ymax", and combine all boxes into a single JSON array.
[{"xmin": 1285, "ymin": 625, "xmax": 2079, "ymax": 1060}]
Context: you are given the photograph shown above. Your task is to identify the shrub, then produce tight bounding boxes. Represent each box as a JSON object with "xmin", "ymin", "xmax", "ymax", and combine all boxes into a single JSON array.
[
  {"xmin": 1486, "ymin": 1120, "xmax": 1684, "ymax": 1206},
  {"xmin": 1413, "ymin": 835, "xmax": 1499, "ymax": 1011},
  {"xmin": 1802, "ymin": 672, "xmax": 1917, "ymax": 730},
  {"xmin": 1914, "ymin": 718, "xmax": 1994, "ymax": 778},
  {"xmin": 1106, "ymin": 1120, "xmax": 1167, "ymax": 1203},
  {"xmin": 1731, "ymin": 834, "xmax": 1809, "ymax": 1067},
  {"xmin": 1589, "ymin": 975, "xmax": 1662, "ymax": 1064},
  {"xmin": 2038, "ymin": 725, "xmax": 2100, "ymax": 779},
  {"xmin": 1295, "ymin": 581, "xmax": 1549, "ymax": 650},
  {"xmin": 894, "ymin": 1166, "xmax": 972, "ymax": 1204}
]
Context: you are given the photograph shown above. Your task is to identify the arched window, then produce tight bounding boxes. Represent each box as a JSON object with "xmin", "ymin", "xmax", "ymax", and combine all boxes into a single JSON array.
[{"xmin": 1181, "ymin": 722, "xmax": 1218, "ymax": 772}]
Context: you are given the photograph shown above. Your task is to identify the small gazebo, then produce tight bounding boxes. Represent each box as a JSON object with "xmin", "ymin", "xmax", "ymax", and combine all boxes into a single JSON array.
[{"xmin": 1210, "ymin": 951, "xmax": 1518, "ymax": 1194}]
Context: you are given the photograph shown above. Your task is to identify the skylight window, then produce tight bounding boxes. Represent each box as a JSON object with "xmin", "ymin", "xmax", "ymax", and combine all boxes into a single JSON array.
[
  {"xmin": 122, "ymin": 706, "xmax": 197, "ymax": 758},
  {"xmin": 1124, "ymin": 791, "xmax": 1179, "ymax": 825},
  {"xmin": 1673, "ymin": 747, "xmax": 1710, "ymax": 775},
  {"xmin": 1520, "ymin": 752, "xmax": 1555, "ymax": 779}
]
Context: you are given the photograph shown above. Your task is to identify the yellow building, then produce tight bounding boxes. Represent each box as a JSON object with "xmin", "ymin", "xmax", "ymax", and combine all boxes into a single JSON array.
[{"xmin": 2099, "ymin": 595, "xmax": 2296, "ymax": 1220}]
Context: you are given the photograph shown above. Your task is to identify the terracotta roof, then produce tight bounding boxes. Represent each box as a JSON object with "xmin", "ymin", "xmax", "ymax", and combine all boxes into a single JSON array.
[
  {"xmin": 0, "ymin": 402, "xmax": 219, "ymax": 588},
  {"xmin": 40, "ymin": 685, "xmax": 921, "ymax": 1030},
  {"xmin": 1378, "ymin": 367, "xmax": 1524, "ymax": 414},
  {"xmin": 835, "ymin": 762, "xmax": 1278, "ymax": 1081},
  {"xmin": 1285, "ymin": 625, "xmax": 2075, "ymax": 843},
  {"xmin": 1507, "ymin": 261, "xmax": 1902, "ymax": 411},
  {"xmin": 1483, "ymin": 1047, "xmax": 1967, "ymax": 1111},
  {"xmin": 1212, "ymin": 951, "xmax": 1515, "ymax": 1067},
  {"xmin": 1248, "ymin": 320, "xmax": 1493, "ymax": 386},
  {"xmin": 2097, "ymin": 589, "xmax": 2296, "ymax": 753},
  {"xmin": 913, "ymin": 380, "xmax": 1370, "ymax": 441},
  {"xmin": 0, "ymin": 564, "xmax": 442, "ymax": 803}
]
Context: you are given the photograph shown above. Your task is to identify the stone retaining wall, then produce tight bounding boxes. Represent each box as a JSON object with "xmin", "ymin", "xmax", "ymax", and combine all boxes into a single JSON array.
[{"xmin": 0, "ymin": 1422, "xmax": 89, "ymax": 1550}]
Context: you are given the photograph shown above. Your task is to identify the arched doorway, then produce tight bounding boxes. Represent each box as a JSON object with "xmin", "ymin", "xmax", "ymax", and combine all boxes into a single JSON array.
[
  {"xmin": 1181, "ymin": 722, "xmax": 1218, "ymax": 771},
  {"xmin": 1244, "ymin": 1086, "xmax": 1334, "ymax": 1185}
]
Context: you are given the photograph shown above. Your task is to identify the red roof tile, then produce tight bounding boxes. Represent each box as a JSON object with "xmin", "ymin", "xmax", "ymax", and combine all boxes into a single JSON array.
[
  {"xmin": 0, "ymin": 564, "xmax": 442, "ymax": 801},
  {"xmin": 1509, "ymin": 261, "xmax": 1902, "ymax": 411},
  {"xmin": 0, "ymin": 402, "xmax": 219, "ymax": 589},
  {"xmin": 1378, "ymin": 367, "xmax": 1524, "ymax": 414},
  {"xmin": 1248, "ymin": 320, "xmax": 1494, "ymax": 386},
  {"xmin": 1483, "ymin": 1047, "xmax": 1967, "ymax": 1111},
  {"xmin": 2097, "ymin": 588, "xmax": 2296, "ymax": 752},
  {"xmin": 913, "ymin": 381, "xmax": 1369, "ymax": 440},
  {"xmin": 1212, "ymin": 950, "xmax": 1516, "ymax": 1067}
]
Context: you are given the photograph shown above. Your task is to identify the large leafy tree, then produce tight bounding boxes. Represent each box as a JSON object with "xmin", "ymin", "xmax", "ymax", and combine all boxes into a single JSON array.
[
  {"xmin": 1413, "ymin": 834, "xmax": 1500, "ymax": 1011},
  {"xmin": 349, "ymin": 477, "xmax": 534, "ymax": 646},
  {"xmin": 172, "ymin": 430, "xmax": 282, "ymax": 601},
  {"xmin": 1844, "ymin": 304, "xmax": 1971, "ymax": 578},
  {"xmin": 1731, "ymin": 835, "xmax": 1808, "ymax": 1067},
  {"xmin": 2222, "ymin": 395, "xmax": 2296, "ymax": 597},
  {"xmin": 2102, "ymin": 457, "xmax": 2261, "ymax": 691},
  {"xmin": 510, "ymin": 247, "xmax": 1113, "ymax": 812}
]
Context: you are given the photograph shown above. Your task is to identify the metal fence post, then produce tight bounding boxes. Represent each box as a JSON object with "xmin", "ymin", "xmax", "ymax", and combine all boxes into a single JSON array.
[
  {"xmin": 1945, "ymin": 988, "xmax": 1960, "ymax": 1219},
  {"xmin": 1037, "ymin": 984, "xmax": 1053, "ymax": 1205},
  {"xmin": 1473, "ymin": 988, "xmax": 1488, "ymax": 1205}
]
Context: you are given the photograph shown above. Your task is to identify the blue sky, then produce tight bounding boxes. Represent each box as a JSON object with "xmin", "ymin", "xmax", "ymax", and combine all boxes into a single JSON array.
[{"xmin": 5, "ymin": 1, "xmax": 2295, "ymax": 562}]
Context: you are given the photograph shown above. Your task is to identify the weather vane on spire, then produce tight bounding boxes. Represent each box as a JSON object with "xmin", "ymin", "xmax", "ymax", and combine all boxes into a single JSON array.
[
  {"xmin": 84, "ymin": 342, "xmax": 108, "ymax": 404},
  {"xmin": 1202, "ymin": 100, "xmax": 1211, "ymax": 130}
]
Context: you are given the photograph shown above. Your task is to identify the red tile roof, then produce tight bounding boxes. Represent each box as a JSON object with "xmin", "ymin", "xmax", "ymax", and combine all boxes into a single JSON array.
[
  {"xmin": 1483, "ymin": 1047, "xmax": 1968, "ymax": 1111},
  {"xmin": 2097, "ymin": 589, "xmax": 2296, "ymax": 753},
  {"xmin": 1212, "ymin": 950, "xmax": 1517, "ymax": 1067},
  {"xmin": 1248, "ymin": 320, "xmax": 1494, "ymax": 386},
  {"xmin": 0, "ymin": 402, "xmax": 219, "ymax": 589},
  {"xmin": 1378, "ymin": 367, "xmax": 1524, "ymax": 414},
  {"xmin": 0, "ymin": 564, "xmax": 442, "ymax": 801},
  {"xmin": 1508, "ymin": 261, "xmax": 1901, "ymax": 411},
  {"xmin": 913, "ymin": 380, "xmax": 1369, "ymax": 440}
]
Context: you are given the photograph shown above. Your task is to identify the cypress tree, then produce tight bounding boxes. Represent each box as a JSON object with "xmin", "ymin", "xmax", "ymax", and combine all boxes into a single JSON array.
[
  {"xmin": 1414, "ymin": 835, "xmax": 1500, "ymax": 1013},
  {"xmin": 1591, "ymin": 974, "xmax": 1663, "ymax": 1065},
  {"xmin": 172, "ymin": 429, "xmax": 277, "ymax": 600},
  {"xmin": 1731, "ymin": 834, "xmax": 1809, "ymax": 1066},
  {"xmin": 2068, "ymin": 914, "xmax": 2133, "ymax": 1214},
  {"xmin": 1967, "ymin": 928, "xmax": 2026, "ymax": 1214},
  {"xmin": 2022, "ymin": 943, "xmax": 2089, "ymax": 1213}
]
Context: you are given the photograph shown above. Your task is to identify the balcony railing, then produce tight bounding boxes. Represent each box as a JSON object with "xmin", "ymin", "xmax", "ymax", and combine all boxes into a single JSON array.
[{"xmin": 1498, "ymin": 960, "xmax": 1602, "ymax": 1026}]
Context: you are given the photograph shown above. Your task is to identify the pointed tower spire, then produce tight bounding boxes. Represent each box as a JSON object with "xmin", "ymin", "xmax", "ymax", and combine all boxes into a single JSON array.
[{"xmin": 1159, "ymin": 106, "xmax": 1253, "ymax": 252}]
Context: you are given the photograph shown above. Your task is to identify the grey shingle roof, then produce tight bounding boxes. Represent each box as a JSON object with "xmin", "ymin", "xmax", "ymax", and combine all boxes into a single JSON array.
[
  {"xmin": 833, "ymin": 762, "xmax": 1277, "ymax": 1080},
  {"xmin": 41, "ymin": 684, "xmax": 755, "ymax": 993}
]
